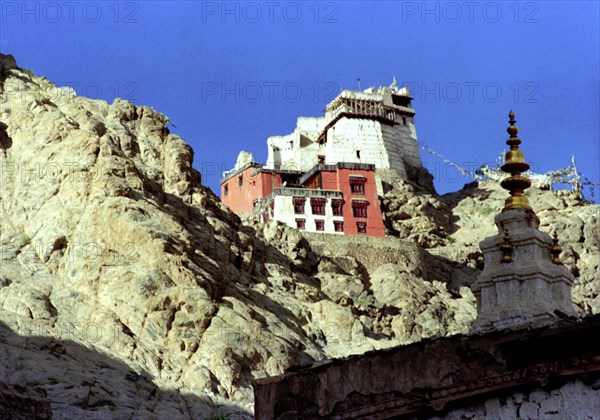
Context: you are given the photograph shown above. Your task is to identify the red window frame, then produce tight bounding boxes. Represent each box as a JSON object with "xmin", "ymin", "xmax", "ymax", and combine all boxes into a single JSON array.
[
  {"xmin": 334, "ymin": 221, "xmax": 344, "ymax": 232},
  {"xmin": 315, "ymin": 220, "xmax": 325, "ymax": 231},
  {"xmin": 350, "ymin": 177, "xmax": 366, "ymax": 195},
  {"xmin": 296, "ymin": 218, "xmax": 305, "ymax": 229},
  {"xmin": 293, "ymin": 198, "xmax": 305, "ymax": 214},
  {"xmin": 356, "ymin": 222, "xmax": 367, "ymax": 234},
  {"xmin": 352, "ymin": 201, "xmax": 368, "ymax": 218},
  {"xmin": 310, "ymin": 198, "xmax": 326, "ymax": 215},
  {"xmin": 331, "ymin": 199, "xmax": 343, "ymax": 216}
]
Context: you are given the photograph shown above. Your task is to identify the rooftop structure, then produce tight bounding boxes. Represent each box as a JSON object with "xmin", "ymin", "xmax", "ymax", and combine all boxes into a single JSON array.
[{"xmin": 265, "ymin": 84, "xmax": 421, "ymax": 179}]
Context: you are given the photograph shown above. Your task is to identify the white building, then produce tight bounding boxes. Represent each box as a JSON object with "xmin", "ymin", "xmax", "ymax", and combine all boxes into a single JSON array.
[
  {"xmin": 270, "ymin": 188, "xmax": 345, "ymax": 235},
  {"xmin": 266, "ymin": 84, "xmax": 422, "ymax": 179}
]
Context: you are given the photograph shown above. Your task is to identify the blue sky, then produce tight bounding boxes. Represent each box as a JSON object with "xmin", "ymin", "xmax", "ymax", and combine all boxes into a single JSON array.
[{"xmin": 1, "ymin": 1, "xmax": 598, "ymax": 200}]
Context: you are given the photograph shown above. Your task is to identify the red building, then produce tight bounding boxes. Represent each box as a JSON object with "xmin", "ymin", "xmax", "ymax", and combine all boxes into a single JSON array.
[
  {"xmin": 220, "ymin": 162, "xmax": 385, "ymax": 237},
  {"xmin": 220, "ymin": 162, "xmax": 301, "ymax": 215}
]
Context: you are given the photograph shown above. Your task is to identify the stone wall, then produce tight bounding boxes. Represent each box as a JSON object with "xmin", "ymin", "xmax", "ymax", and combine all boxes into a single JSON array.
[
  {"xmin": 431, "ymin": 379, "xmax": 600, "ymax": 420},
  {"xmin": 303, "ymin": 232, "xmax": 452, "ymax": 282},
  {"xmin": 253, "ymin": 316, "xmax": 600, "ymax": 419}
]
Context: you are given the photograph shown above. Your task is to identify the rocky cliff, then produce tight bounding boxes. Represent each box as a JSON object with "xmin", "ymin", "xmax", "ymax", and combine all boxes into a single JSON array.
[{"xmin": 0, "ymin": 53, "xmax": 598, "ymax": 418}]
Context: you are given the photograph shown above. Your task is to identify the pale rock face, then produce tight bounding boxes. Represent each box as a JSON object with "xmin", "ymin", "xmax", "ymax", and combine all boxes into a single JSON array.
[{"xmin": 0, "ymin": 53, "xmax": 598, "ymax": 417}]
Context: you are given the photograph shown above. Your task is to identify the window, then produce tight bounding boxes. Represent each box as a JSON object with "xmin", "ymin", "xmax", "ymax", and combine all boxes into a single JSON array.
[
  {"xmin": 331, "ymin": 199, "xmax": 343, "ymax": 216},
  {"xmin": 296, "ymin": 219, "xmax": 305, "ymax": 230},
  {"xmin": 350, "ymin": 177, "xmax": 366, "ymax": 195},
  {"xmin": 403, "ymin": 117, "xmax": 407, "ymax": 125},
  {"xmin": 253, "ymin": 199, "xmax": 259, "ymax": 208},
  {"xmin": 352, "ymin": 201, "xmax": 368, "ymax": 218},
  {"xmin": 356, "ymin": 222, "xmax": 367, "ymax": 234},
  {"xmin": 356, "ymin": 150, "xmax": 361, "ymax": 159},
  {"xmin": 293, "ymin": 198, "xmax": 305, "ymax": 214},
  {"xmin": 334, "ymin": 221, "xmax": 344, "ymax": 232},
  {"xmin": 223, "ymin": 184, "xmax": 229, "ymax": 196},
  {"xmin": 315, "ymin": 220, "xmax": 325, "ymax": 231},
  {"xmin": 310, "ymin": 198, "xmax": 326, "ymax": 215},
  {"xmin": 318, "ymin": 155, "xmax": 325, "ymax": 164},
  {"xmin": 238, "ymin": 175, "xmax": 243, "ymax": 187}
]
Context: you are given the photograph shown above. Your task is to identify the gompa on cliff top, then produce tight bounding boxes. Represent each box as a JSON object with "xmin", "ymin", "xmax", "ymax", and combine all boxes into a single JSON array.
[{"xmin": 219, "ymin": 82, "xmax": 421, "ymax": 237}]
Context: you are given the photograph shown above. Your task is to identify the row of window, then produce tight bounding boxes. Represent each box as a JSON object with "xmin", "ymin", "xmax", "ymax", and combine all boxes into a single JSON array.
[
  {"xmin": 294, "ymin": 198, "xmax": 368, "ymax": 218},
  {"xmin": 295, "ymin": 219, "xmax": 367, "ymax": 233},
  {"xmin": 294, "ymin": 198, "xmax": 339, "ymax": 215}
]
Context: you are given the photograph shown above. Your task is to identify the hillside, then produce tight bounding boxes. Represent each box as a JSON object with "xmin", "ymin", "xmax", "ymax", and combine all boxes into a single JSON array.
[{"xmin": 0, "ymin": 53, "xmax": 597, "ymax": 418}]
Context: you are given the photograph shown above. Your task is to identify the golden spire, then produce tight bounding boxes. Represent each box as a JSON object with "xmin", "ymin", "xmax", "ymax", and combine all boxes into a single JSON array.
[{"xmin": 500, "ymin": 111, "xmax": 532, "ymax": 211}]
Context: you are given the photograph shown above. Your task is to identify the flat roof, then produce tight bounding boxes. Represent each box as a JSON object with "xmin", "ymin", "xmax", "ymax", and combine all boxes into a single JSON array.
[{"xmin": 220, "ymin": 162, "xmax": 302, "ymax": 184}]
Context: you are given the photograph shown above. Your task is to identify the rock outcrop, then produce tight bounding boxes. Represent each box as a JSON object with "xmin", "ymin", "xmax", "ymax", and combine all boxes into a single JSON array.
[
  {"xmin": 382, "ymin": 170, "xmax": 598, "ymax": 314},
  {"xmin": 0, "ymin": 53, "xmax": 597, "ymax": 418}
]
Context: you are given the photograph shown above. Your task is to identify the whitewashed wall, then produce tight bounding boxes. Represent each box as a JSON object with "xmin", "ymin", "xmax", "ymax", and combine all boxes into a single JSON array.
[
  {"xmin": 431, "ymin": 379, "xmax": 600, "ymax": 420},
  {"xmin": 324, "ymin": 118, "xmax": 397, "ymax": 173},
  {"xmin": 264, "ymin": 90, "xmax": 421, "ymax": 179},
  {"xmin": 272, "ymin": 195, "xmax": 344, "ymax": 234},
  {"xmin": 266, "ymin": 117, "xmax": 326, "ymax": 171}
]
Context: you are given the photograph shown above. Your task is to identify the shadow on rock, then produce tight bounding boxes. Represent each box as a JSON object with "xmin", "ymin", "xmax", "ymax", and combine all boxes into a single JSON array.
[{"xmin": 0, "ymin": 321, "xmax": 251, "ymax": 419}]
